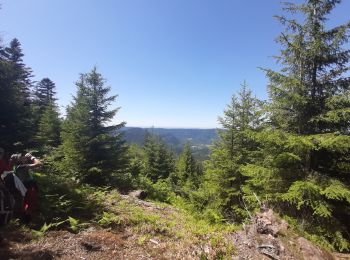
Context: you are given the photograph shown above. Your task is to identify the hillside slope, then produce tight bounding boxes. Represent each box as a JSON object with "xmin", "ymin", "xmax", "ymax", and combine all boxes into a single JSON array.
[{"xmin": 1, "ymin": 189, "xmax": 348, "ymax": 260}]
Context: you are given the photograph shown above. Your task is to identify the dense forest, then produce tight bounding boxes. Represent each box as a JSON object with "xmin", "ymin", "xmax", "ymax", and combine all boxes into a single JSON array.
[
  {"xmin": 122, "ymin": 127, "xmax": 217, "ymax": 159},
  {"xmin": 1, "ymin": 0, "xmax": 350, "ymax": 254}
]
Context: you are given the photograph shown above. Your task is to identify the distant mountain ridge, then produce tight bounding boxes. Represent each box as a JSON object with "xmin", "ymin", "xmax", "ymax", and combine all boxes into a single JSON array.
[
  {"xmin": 121, "ymin": 127, "xmax": 218, "ymax": 145},
  {"xmin": 121, "ymin": 127, "xmax": 218, "ymax": 159}
]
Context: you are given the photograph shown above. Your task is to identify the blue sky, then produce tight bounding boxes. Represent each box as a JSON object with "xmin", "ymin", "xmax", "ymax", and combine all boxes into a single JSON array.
[{"xmin": 1, "ymin": 0, "xmax": 349, "ymax": 128}]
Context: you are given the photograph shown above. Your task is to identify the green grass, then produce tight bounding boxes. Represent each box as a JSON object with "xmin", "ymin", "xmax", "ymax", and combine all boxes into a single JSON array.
[
  {"xmin": 31, "ymin": 172, "xmax": 106, "ymax": 232},
  {"xmin": 26, "ymin": 172, "xmax": 239, "ymax": 258}
]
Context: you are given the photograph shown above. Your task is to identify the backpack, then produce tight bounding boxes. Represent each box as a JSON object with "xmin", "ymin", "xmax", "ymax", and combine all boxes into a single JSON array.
[{"xmin": 0, "ymin": 183, "xmax": 15, "ymax": 225}]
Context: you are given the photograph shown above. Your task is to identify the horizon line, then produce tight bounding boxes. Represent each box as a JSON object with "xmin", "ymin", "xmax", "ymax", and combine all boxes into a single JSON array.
[{"xmin": 124, "ymin": 125, "xmax": 219, "ymax": 130}]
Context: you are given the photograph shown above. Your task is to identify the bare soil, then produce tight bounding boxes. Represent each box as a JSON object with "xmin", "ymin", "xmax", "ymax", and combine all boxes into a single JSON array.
[{"xmin": 1, "ymin": 193, "xmax": 349, "ymax": 260}]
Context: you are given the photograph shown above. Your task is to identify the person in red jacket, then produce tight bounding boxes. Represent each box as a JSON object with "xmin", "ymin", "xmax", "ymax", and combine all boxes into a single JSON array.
[
  {"xmin": 10, "ymin": 153, "xmax": 42, "ymax": 223},
  {"xmin": 0, "ymin": 148, "xmax": 10, "ymax": 176},
  {"xmin": 0, "ymin": 147, "xmax": 16, "ymax": 226}
]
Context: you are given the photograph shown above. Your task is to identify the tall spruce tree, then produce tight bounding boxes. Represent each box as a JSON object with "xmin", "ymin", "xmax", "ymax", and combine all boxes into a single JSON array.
[
  {"xmin": 242, "ymin": 0, "xmax": 350, "ymax": 251},
  {"xmin": 194, "ymin": 83, "xmax": 263, "ymax": 222},
  {"xmin": 0, "ymin": 39, "xmax": 13, "ymax": 150},
  {"xmin": 176, "ymin": 142, "xmax": 197, "ymax": 184},
  {"xmin": 61, "ymin": 67, "xmax": 126, "ymax": 185},
  {"xmin": 33, "ymin": 78, "xmax": 61, "ymax": 148},
  {"xmin": 0, "ymin": 38, "xmax": 34, "ymax": 150},
  {"xmin": 170, "ymin": 142, "xmax": 200, "ymax": 196},
  {"xmin": 33, "ymin": 78, "xmax": 57, "ymax": 119},
  {"xmin": 34, "ymin": 78, "xmax": 57, "ymax": 107},
  {"xmin": 142, "ymin": 132, "xmax": 175, "ymax": 182},
  {"xmin": 265, "ymin": 0, "xmax": 350, "ymax": 134},
  {"xmin": 35, "ymin": 104, "xmax": 61, "ymax": 148}
]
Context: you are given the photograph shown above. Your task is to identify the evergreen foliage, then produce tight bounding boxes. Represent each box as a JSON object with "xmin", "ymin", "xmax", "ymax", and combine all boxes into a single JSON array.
[
  {"xmin": 193, "ymin": 83, "xmax": 263, "ymax": 222},
  {"xmin": 1, "ymin": 0, "xmax": 350, "ymax": 253},
  {"xmin": 33, "ymin": 78, "xmax": 57, "ymax": 111},
  {"xmin": 241, "ymin": 131, "xmax": 350, "ymax": 250},
  {"xmin": 265, "ymin": 0, "xmax": 350, "ymax": 134},
  {"xmin": 61, "ymin": 67, "xmax": 127, "ymax": 185},
  {"xmin": 0, "ymin": 38, "xmax": 34, "ymax": 151},
  {"xmin": 31, "ymin": 78, "xmax": 62, "ymax": 149},
  {"xmin": 243, "ymin": 0, "xmax": 350, "ymax": 251},
  {"xmin": 32, "ymin": 78, "xmax": 59, "ymax": 137},
  {"xmin": 142, "ymin": 132, "xmax": 175, "ymax": 183},
  {"xmin": 35, "ymin": 104, "xmax": 61, "ymax": 148},
  {"xmin": 169, "ymin": 142, "xmax": 202, "ymax": 197}
]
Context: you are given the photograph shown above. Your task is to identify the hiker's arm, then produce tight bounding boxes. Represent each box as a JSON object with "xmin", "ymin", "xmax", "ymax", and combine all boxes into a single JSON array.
[
  {"xmin": 28, "ymin": 158, "xmax": 42, "ymax": 168},
  {"xmin": 19, "ymin": 157, "xmax": 42, "ymax": 169}
]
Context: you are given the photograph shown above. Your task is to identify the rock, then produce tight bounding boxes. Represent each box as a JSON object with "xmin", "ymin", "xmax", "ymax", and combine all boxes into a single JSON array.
[
  {"xmin": 81, "ymin": 241, "xmax": 101, "ymax": 251},
  {"xmin": 257, "ymin": 244, "xmax": 280, "ymax": 260},
  {"xmin": 203, "ymin": 244, "xmax": 210, "ymax": 254},
  {"xmin": 297, "ymin": 237, "xmax": 333, "ymax": 260},
  {"xmin": 333, "ymin": 253, "xmax": 350, "ymax": 259},
  {"xmin": 85, "ymin": 226, "xmax": 97, "ymax": 232},
  {"xmin": 278, "ymin": 220, "xmax": 289, "ymax": 236},
  {"xmin": 129, "ymin": 190, "xmax": 148, "ymax": 200},
  {"xmin": 149, "ymin": 238, "xmax": 159, "ymax": 245},
  {"xmin": 255, "ymin": 209, "xmax": 288, "ymax": 237}
]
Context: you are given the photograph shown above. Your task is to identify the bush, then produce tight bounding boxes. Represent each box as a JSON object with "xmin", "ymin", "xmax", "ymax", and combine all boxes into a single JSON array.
[{"xmin": 137, "ymin": 176, "xmax": 174, "ymax": 202}]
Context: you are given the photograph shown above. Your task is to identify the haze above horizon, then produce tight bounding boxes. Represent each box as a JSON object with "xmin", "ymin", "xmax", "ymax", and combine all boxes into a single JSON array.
[{"xmin": 1, "ymin": 0, "xmax": 349, "ymax": 128}]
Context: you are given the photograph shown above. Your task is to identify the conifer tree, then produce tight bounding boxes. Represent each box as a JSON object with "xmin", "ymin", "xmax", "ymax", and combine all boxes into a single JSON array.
[
  {"xmin": 0, "ymin": 40, "xmax": 13, "ymax": 149},
  {"xmin": 194, "ymin": 83, "xmax": 263, "ymax": 222},
  {"xmin": 35, "ymin": 104, "xmax": 61, "ymax": 148},
  {"xmin": 34, "ymin": 78, "xmax": 57, "ymax": 106},
  {"xmin": 0, "ymin": 38, "xmax": 34, "ymax": 150},
  {"xmin": 176, "ymin": 142, "xmax": 197, "ymax": 183},
  {"xmin": 61, "ymin": 67, "xmax": 126, "ymax": 185},
  {"xmin": 142, "ymin": 133, "xmax": 175, "ymax": 182},
  {"xmin": 33, "ymin": 78, "xmax": 57, "ymax": 119},
  {"xmin": 170, "ymin": 142, "xmax": 200, "ymax": 196},
  {"xmin": 243, "ymin": 0, "xmax": 350, "ymax": 250},
  {"xmin": 32, "ymin": 78, "xmax": 61, "ymax": 148},
  {"xmin": 265, "ymin": 0, "xmax": 350, "ymax": 134}
]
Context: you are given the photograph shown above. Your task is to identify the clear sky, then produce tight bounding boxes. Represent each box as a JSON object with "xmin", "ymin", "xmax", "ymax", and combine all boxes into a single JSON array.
[{"xmin": 0, "ymin": 0, "xmax": 349, "ymax": 128}]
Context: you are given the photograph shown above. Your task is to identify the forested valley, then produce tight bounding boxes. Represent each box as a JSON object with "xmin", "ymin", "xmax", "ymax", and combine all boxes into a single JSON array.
[{"xmin": 0, "ymin": 0, "xmax": 350, "ymax": 259}]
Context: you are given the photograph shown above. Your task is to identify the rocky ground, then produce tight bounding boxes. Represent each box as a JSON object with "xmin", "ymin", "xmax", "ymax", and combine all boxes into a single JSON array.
[{"xmin": 0, "ymin": 191, "xmax": 349, "ymax": 260}]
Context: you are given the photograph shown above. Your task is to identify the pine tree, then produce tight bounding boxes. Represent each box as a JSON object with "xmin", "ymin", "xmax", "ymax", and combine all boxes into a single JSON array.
[
  {"xmin": 194, "ymin": 83, "xmax": 263, "ymax": 222},
  {"xmin": 0, "ymin": 38, "xmax": 34, "ymax": 150},
  {"xmin": 32, "ymin": 78, "xmax": 61, "ymax": 148},
  {"xmin": 0, "ymin": 39, "xmax": 13, "ymax": 150},
  {"xmin": 61, "ymin": 67, "xmax": 127, "ymax": 185},
  {"xmin": 34, "ymin": 78, "xmax": 57, "ymax": 107},
  {"xmin": 35, "ymin": 104, "xmax": 61, "ymax": 148},
  {"xmin": 143, "ymin": 132, "xmax": 175, "ymax": 182},
  {"xmin": 176, "ymin": 142, "xmax": 197, "ymax": 184},
  {"xmin": 170, "ymin": 142, "xmax": 200, "ymax": 196},
  {"xmin": 243, "ymin": 0, "xmax": 350, "ymax": 251},
  {"xmin": 265, "ymin": 0, "xmax": 350, "ymax": 134},
  {"xmin": 33, "ymin": 78, "xmax": 58, "ymax": 123}
]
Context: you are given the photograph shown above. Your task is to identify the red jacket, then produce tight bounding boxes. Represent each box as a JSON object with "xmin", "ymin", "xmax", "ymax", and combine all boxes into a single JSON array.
[{"xmin": 0, "ymin": 158, "xmax": 10, "ymax": 176}]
